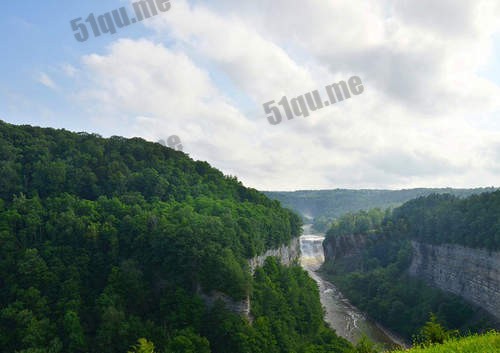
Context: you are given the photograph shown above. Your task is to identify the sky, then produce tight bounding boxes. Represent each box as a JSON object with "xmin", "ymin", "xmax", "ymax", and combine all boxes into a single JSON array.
[{"xmin": 1, "ymin": 0, "xmax": 500, "ymax": 191}]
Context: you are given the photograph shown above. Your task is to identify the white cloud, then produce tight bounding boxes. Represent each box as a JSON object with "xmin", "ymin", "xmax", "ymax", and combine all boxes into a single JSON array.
[
  {"xmin": 37, "ymin": 72, "xmax": 58, "ymax": 90},
  {"xmin": 77, "ymin": 39, "xmax": 261, "ymax": 174},
  {"xmin": 146, "ymin": 0, "xmax": 318, "ymax": 103},
  {"xmin": 69, "ymin": 0, "xmax": 500, "ymax": 190},
  {"xmin": 61, "ymin": 64, "xmax": 78, "ymax": 78}
]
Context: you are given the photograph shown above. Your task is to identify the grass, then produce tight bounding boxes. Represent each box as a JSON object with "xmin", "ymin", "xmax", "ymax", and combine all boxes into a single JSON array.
[{"xmin": 389, "ymin": 331, "xmax": 500, "ymax": 353}]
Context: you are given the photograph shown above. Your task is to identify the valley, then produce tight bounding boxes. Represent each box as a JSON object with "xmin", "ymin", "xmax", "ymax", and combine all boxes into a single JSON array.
[
  {"xmin": 0, "ymin": 120, "xmax": 498, "ymax": 352},
  {"xmin": 300, "ymin": 226, "xmax": 407, "ymax": 350}
]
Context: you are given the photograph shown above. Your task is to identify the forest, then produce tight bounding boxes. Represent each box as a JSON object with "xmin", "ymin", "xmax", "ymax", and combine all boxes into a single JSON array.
[
  {"xmin": 265, "ymin": 188, "xmax": 496, "ymax": 232},
  {"xmin": 323, "ymin": 192, "xmax": 500, "ymax": 339},
  {"xmin": 0, "ymin": 121, "xmax": 356, "ymax": 353},
  {"xmin": 389, "ymin": 193, "xmax": 500, "ymax": 251}
]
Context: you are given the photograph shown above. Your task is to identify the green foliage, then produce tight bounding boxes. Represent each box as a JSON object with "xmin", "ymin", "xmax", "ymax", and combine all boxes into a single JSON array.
[
  {"xmin": 326, "ymin": 238, "xmax": 492, "ymax": 339},
  {"xmin": 354, "ymin": 335, "xmax": 380, "ymax": 353},
  {"xmin": 391, "ymin": 192, "xmax": 500, "ymax": 250},
  {"xmin": 202, "ymin": 259, "xmax": 354, "ymax": 353},
  {"xmin": 415, "ymin": 314, "xmax": 457, "ymax": 346},
  {"xmin": 264, "ymin": 188, "xmax": 495, "ymax": 232},
  {"xmin": 166, "ymin": 329, "xmax": 211, "ymax": 353},
  {"xmin": 127, "ymin": 338, "xmax": 156, "ymax": 353},
  {"xmin": 327, "ymin": 264, "xmax": 479, "ymax": 339},
  {"xmin": 0, "ymin": 121, "xmax": 312, "ymax": 353},
  {"xmin": 326, "ymin": 208, "xmax": 386, "ymax": 238},
  {"xmin": 323, "ymin": 192, "xmax": 500, "ymax": 340},
  {"xmin": 390, "ymin": 331, "xmax": 500, "ymax": 353}
]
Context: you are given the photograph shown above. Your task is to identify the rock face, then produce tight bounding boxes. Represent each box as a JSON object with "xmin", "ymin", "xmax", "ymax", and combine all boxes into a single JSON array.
[
  {"xmin": 323, "ymin": 234, "xmax": 500, "ymax": 321},
  {"xmin": 249, "ymin": 237, "xmax": 301, "ymax": 274},
  {"xmin": 200, "ymin": 237, "xmax": 301, "ymax": 320},
  {"xmin": 409, "ymin": 241, "xmax": 500, "ymax": 320}
]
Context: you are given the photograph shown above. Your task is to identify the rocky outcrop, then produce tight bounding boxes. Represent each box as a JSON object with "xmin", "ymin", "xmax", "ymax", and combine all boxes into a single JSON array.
[
  {"xmin": 200, "ymin": 237, "xmax": 301, "ymax": 320},
  {"xmin": 409, "ymin": 241, "xmax": 500, "ymax": 320},
  {"xmin": 249, "ymin": 237, "xmax": 301, "ymax": 273}
]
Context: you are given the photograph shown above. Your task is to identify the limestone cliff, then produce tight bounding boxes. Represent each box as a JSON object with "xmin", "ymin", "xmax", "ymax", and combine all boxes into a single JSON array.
[
  {"xmin": 249, "ymin": 237, "xmax": 301, "ymax": 273},
  {"xmin": 323, "ymin": 234, "xmax": 500, "ymax": 321},
  {"xmin": 409, "ymin": 241, "xmax": 500, "ymax": 320}
]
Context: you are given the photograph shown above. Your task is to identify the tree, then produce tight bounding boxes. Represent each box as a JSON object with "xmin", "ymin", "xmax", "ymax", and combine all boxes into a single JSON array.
[
  {"xmin": 166, "ymin": 329, "xmax": 211, "ymax": 353},
  {"xmin": 354, "ymin": 335, "xmax": 379, "ymax": 353},
  {"xmin": 63, "ymin": 311, "xmax": 86, "ymax": 352},
  {"xmin": 128, "ymin": 338, "xmax": 156, "ymax": 353},
  {"xmin": 416, "ymin": 313, "xmax": 456, "ymax": 346}
]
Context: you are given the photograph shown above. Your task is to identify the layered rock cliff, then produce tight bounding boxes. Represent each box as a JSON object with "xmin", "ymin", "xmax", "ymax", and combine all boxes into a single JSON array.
[
  {"xmin": 409, "ymin": 241, "xmax": 500, "ymax": 320},
  {"xmin": 323, "ymin": 233, "xmax": 500, "ymax": 321},
  {"xmin": 249, "ymin": 237, "xmax": 301, "ymax": 273}
]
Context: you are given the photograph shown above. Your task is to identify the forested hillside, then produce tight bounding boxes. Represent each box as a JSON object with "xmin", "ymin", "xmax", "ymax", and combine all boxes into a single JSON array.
[
  {"xmin": 0, "ymin": 121, "xmax": 353, "ymax": 353},
  {"xmin": 323, "ymin": 192, "xmax": 500, "ymax": 339},
  {"xmin": 390, "ymin": 193, "xmax": 500, "ymax": 251},
  {"xmin": 264, "ymin": 188, "xmax": 496, "ymax": 232}
]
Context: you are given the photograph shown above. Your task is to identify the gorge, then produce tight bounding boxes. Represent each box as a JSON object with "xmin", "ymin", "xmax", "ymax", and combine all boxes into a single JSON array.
[{"xmin": 300, "ymin": 227, "xmax": 406, "ymax": 349}]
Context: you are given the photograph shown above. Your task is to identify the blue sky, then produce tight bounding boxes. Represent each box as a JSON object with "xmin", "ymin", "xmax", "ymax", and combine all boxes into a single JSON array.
[
  {"xmin": 1, "ymin": 0, "xmax": 500, "ymax": 190},
  {"xmin": 1, "ymin": 1, "xmax": 156, "ymax": 132}
]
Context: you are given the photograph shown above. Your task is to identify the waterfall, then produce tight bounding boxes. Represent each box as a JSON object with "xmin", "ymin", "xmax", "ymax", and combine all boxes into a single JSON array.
[
  {"xmin": 299, "ymin": 227, "xmax": 407, "ymax": 349},
  {"xmin": 300, "ymin": 235, "xmax": 325, "ymax": 270}
]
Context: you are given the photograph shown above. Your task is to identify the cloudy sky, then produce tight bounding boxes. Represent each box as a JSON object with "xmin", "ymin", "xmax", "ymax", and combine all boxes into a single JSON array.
[{"xmin": 1, "ymin": 0, "xmax": 500, "ymax": 190}]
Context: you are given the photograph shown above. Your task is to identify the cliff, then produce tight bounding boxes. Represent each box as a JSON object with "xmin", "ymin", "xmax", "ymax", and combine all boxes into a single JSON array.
[
  {"xmin": 323, "ymin": 234, "xmax": 500, "ymax": 321},
  {"xmin": 409, "ymin": 241, "xmax": 500, "ymax": 320},
  {"xmin": 200, "ymin": 237, "xmax": 301, "ymax": 320},
  {"xmin": 249, "ymin": 237, "xmax": 301, "ymax": 273}
]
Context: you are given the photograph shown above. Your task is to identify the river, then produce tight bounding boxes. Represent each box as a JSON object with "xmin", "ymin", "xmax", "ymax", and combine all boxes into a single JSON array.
[{"xmin": 300, "ymin": 226, "xmax": 407, "ymax": 350}]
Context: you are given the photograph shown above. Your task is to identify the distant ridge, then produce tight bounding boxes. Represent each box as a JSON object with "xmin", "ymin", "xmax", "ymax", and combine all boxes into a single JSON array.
[{"xmin": 264, "ymin": 187, "xmax": 498, "ymax": 231}]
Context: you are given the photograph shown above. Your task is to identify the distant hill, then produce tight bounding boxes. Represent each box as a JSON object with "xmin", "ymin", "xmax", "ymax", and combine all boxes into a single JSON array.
[{"xmin": 264, "ymin": 188, "xmax": 497, "ymax": 231}]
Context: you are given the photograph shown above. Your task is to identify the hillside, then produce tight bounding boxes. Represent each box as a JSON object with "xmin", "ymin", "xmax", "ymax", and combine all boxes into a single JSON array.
[
  {"xmin": 0, "ymin": 121, "xmax": 352, "ymax": 353},
  {"xmin": 264, "ymin": 188, "xmax": 496, "ymax": 232},
  {"xmin": 391, "ymin": 331, "xmax": 499, "ymax": 353}
]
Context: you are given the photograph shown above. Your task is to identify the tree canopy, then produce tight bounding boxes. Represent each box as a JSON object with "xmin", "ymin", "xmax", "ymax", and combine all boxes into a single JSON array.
[{"xmin": 0, "ymin": 121, "xmax": 335, "ymax": 353}]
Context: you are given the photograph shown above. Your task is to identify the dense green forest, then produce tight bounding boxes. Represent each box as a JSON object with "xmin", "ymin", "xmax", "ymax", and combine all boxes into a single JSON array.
[
  {"xmin": 0, "ymin": 121, "xmax": 355, "ymax": 353},
  {"xmin": 390, "ymin": 193, "xmax": 500, "ymax": 251},
  {"xmin": 264, "ymin": 188, "xmax": 496, "ymax": 232},
  {"xmin": 203, "ymin": 258, "xmax": 354, "ymax": 353},
  {"xmin": 323, "ymin": 192, "xmax": 500, "ymax": 339}
]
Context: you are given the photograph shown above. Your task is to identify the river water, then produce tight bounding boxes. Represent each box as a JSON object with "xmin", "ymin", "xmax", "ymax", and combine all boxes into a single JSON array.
[{"xmin": 300, "ymin": 227, "xmax": 407, "ymax": 350}]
